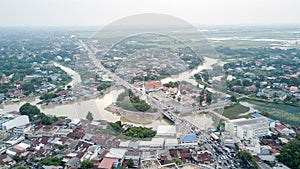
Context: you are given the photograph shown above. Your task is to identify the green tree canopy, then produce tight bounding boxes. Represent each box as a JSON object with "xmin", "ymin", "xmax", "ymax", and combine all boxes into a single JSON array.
[
  {"xmin": 277, "ymin": 141, "xmax": 300, "ymax": 169},
  {"xmin": 238, "ymin": 151, "xmax": 258, "ymax": 169},
  {"xmin": 86, "ymin": 111, "xmax": 94, "ymax": 121},
  {"xmin": 19, "ymin": 103, "xmax": 40, "ymax": 120},
  {"xmin": 171, "ymin": 158, "xmax": 183, "ymax": 165},
  {"xmin": 80, "ymin": 159, "xmax": 94, "ymax": 169},
  {"xmin": 127, "ymin": 158, "xmax": 134, "ymax": 168}
]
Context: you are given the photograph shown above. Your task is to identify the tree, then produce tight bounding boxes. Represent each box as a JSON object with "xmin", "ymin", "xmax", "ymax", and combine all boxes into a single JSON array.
[
  {"xmin": 171, "ymin": 158, "xmax": 183, "ymax": 165},
  {"xmin": 127, "ymin": 158, "xmax": 134, "ymax": 168},
  {"xmin": 124, "ymin": 126, "xmax": 156, "ymax": 139},
  {"xmin": 277, "ymin": 141, "xmax": 300, "ymax": 169},
  {"xmin": 80, "ymin": 159, "xmax": 94, "ymax": 169},
  {"xmin": 40, "ymin": 157, "xmax": 63, "ymax": 166},
  {"xmin": 19, "ymin": 103, "xmax": 40, "ymax": 120},
  {"xmin": 259, "ymin": 111, "xmax": 269, "ymax": 117},
  {"xmin": 40, "ymin": 93, "xmax": 57, "ymax": 100},
  {"xmin": 13, "ymin": 156, "xmax": 22, "ymax": 162},
  {"xmin": 110, "ymin": 121, "xmax": 123, "ymax": 131},
  {"xmin": 238, "ymin": 151, "xmax": 258, "ymax": 169},
  {"xmin": 230, "ymin": 95, "xmax": 237, "ymax": 102},
  {"xmin": 86, "ymin": 111, "xmax": 93, "ymax": 121}
]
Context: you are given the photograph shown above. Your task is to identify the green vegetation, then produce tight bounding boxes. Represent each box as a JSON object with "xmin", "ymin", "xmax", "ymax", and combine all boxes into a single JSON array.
[
  {"xmin": 171, "ymin": 158, "xmax": 183, "ymax": 165},
  {"xmin": 116, "ymin": 89, "xmax": 154, "ymax": 112},
  {"xmin": 296, "ymin": 134, "xmax": 300, "ymax": 141},
  {"xmin": 19, "ymin": 103, "xmax": 41, "ymax": 120},
  {"xmin": 80, "ymin": 159, "xmax": 94, "ymax": 169},
  {"xmin": 40, "ymin": 157, "xmax": 63, "ymax": 166},
  {"xmin": 230, "ymin": 95, "xmax": 237, "ymax": 102},
  {"xmin": 163, "ymin": 81, "xmax": 178, "ymax": 88},
  {"xmin": 57, "ymin": 144, "xmax": 68, "ymax": 150},
  {"xmin": 127, "ymin": 158, "xmax": 134, "ymax": 168},
  {"xmin": 86, "ymin": 111, "xmax": 94, "ymax": 121},
  {"xmin": 17, "ymin": 167, "xmax": 27, "ymax": 169},
  {"xmin": 19, "ymin": 103, "xmax": 64, "ymax": 125},
  {"xmin": 40, "ymin": 93, "xmax": 58, "ymax": 101},
  {"xmin": 110, "ymin": 121, "xmax": 123, "ymax": 132},
  {"xmin": 214, "ymin": 103, "xmax": 250, "ymax": 119},
  {"xmin": 13, "ymin": 156, "xmax": 22, "ymax": 162},
  {"xmin": 38, "ymin": 113, "xmax": 65, "ymax": 125},
  {"xmin": 242, "ymin": 99, "xmax": 300, "ymax": 126},
  {"xmin": 237, "ymin": 151, "xmax": 258, "ymax": 169},
  {"xmin": 124, "ymin": 126, "xmax": 156, "ymax": 139},
  {"xmin": 96, "ymin": 82, "xmax": 112, "ymax": 91},
  {"xmin": 110, "ymin": 121, "xmax": 156, "ymax": 139},
  {"xmin": 277, "ymin": 141, "xmax": 300, "ymax": 169}
]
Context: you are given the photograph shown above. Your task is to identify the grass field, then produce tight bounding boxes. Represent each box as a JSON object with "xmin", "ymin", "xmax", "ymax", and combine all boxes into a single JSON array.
[
  {"xmin": 242, "ymin": 99, "xmax": 300, "ymax": 126},
  {"xmin": 214, "ymin": 103, "xmax": 250, "ymax": 119}
]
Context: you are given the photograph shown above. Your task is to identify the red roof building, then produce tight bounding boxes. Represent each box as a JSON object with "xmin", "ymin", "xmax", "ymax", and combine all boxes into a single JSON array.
[
  {"xmin": 144, "ymin": 81, "xmax": 163, "ymax": 91},
  {"xmin": 98, "ymin": 157, "xmax": 119, "ymax": 169}
]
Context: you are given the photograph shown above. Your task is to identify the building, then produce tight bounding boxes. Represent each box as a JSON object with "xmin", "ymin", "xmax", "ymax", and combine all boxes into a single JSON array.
[
  {"xmin": 98, "ymin": 157, "xmax": 120, "ymax": 169},
  {"xmin": 251, "ymin": 113, "xmax": 276, "ymax": 128},
  {"xmin": 225, "ymin": 117, "xmax": 269, "ymax": 140},
  {"xmin": 180, "ymin": 134, "xmax": 198, "ymax": 147},
  {"xmin": 164, "ymin": 138, "xmax": 178, "ymax": 149},
  {"xmin": 1, "ymin": 115, "xmax": 30, "ymax": 131},
  {"xmin": 150, "ymin": 138, "xmax": 165, "ymax": 149},
  {"xmin": 156, "ymin": 125, "xmax": 176, "ymax": 138},
  {"xmin": 145, "ymin": 81, "xmax": 163, "ymax": 92}
]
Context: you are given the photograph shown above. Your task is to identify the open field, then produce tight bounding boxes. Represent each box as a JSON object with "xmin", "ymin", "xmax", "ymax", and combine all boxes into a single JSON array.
[
  {"xmin": 243, "ymin": 99, "xmax": 300, "ymax": 126},
  {"xmin": 214, "ymin": 103, "xmax": 250, "ymax": 119}
]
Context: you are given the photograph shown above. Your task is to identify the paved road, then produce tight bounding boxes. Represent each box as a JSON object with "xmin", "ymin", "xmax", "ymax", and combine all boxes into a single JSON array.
[{"xmin": 80, "ymin": 40, "xmax": 243, "ymax": 169}]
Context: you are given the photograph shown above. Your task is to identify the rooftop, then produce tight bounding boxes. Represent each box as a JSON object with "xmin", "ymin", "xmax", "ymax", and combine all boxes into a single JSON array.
[
  {"xmin": 157, "ymin": 125, "xmax": 176, "ymax": 135},
  {"xmin": 251, "ymin": 113, "xmax": 275, "ymax": 123},
  {"xmin": 228, "ymin": 117, "xmax": 269, "ymax": 129},
  {"xmin": 98, "ymin": 157, "xmax": 119, "ymax": 169},
  {"xmin": 180, "ymin": 134, "xmax": 198, "ymax": 142}
]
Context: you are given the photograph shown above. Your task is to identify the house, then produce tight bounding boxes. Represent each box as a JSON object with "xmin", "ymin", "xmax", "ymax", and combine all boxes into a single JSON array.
[
  {"xmin": 144, "ymin": 81, "xmax": 163, "ymax": 92},
  {"xmin": 244, "ymin": 85, "xmax": 257, "ymax": 93},
  {"xmin": 65, "ymin": 157, "xmax": 80, "ymax": 168},
  {"xmin": 290, "ymin": 86, "xmax": 298, "ymax": 93},
  {"xmin": 276, "ymin": 125, "xmax": 294, "ymax": 135},
  {"xmin": 98, "ymin": 157, "xmax": 119, "ymax": 169},
  {"xmin": 197, "ymin": 152, "xmax": 213, "ymax": 164}
]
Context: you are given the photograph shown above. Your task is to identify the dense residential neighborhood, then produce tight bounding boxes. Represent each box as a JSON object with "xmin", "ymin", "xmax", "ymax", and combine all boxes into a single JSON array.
[{"xmin": 0, "ymin": 14, "xmax": 300, "ymax": 169}]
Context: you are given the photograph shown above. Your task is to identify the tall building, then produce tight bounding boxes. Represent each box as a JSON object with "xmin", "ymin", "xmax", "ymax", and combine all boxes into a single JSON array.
[
  {"xmin": 1, "ymin": 115, "xmax": 30, "ymax": 131},
  {"xmin": 225, "ymin": 117, "xmax": 269, "ymax": 140}
]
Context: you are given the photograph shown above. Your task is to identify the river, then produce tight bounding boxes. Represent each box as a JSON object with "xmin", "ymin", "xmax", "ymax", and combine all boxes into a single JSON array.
[
  {"xmin": 0, "ymin": 57, "xmax": 224, "ymax": 130},
  {"xmin": 53, "ymin": 62, "xmax": 82, "ymax": 89}
]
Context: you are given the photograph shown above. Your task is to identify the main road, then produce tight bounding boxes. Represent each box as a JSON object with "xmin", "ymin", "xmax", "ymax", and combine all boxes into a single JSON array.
[{"xmin": 79, "ymin": 40, "xmax": 228, "ymax": 133}]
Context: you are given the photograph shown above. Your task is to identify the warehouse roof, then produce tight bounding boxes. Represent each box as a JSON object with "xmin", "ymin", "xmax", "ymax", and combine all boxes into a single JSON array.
[
  {"xmin": 180, "ymin": 134, "xmax": 198, "ymax": 142},
  {"xmin": 157, "ymin": 125, "xmax": 176, "ymax": 136}
]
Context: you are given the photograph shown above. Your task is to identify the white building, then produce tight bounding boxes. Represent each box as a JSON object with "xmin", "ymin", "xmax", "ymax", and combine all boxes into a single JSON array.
[
  {"xmin": 2, "ymin": 115, "xmax": 30, "ymax": 131},
  {"xmin": 150, "ymin": 138, "xmax": 165, "ymax": 149},
  {"xmin": 164, "ymin": 138, "xmax": 178, "ymax": 149},
  {"xmin": 156, "ymin": 125, "xmax": 176, "ymax": 138},
  {"xmin": 225, "ymin": 117, "xmax": 269, "ymax": 140}
]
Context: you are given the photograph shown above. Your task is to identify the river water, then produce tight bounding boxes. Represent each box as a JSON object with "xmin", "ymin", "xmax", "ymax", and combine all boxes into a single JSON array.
[{"xmin": 0, "ymin": 58, "xmax": 224, "ymax": 129}]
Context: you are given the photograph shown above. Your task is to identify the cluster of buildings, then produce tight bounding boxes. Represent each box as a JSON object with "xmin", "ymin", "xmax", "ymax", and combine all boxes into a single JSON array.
[
  {"xmin": 0, "ymin": 110, "xmax": 216, "ymax": 169},
  {"xmin": 223, "ymin": 113, "xmax": 298, "ymax": 164},
  {"xmin": 225, "ymin": 59, "xmax": 300, "ymax": 102},
  {"xmin": 0, "ymin": 61, "xmax": 72, "ymax": 103}
]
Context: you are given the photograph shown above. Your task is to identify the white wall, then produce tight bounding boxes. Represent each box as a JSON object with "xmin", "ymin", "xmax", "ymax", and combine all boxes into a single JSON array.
[{"xmin": 2, "ymin": 115, "xmax": 30, "ymax": 131}]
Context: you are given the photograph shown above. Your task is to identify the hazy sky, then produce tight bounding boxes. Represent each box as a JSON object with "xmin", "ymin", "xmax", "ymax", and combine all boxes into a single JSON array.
[{"xmin": 0, "ymin": 0, "xmax": 300, "ymax": 26}]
